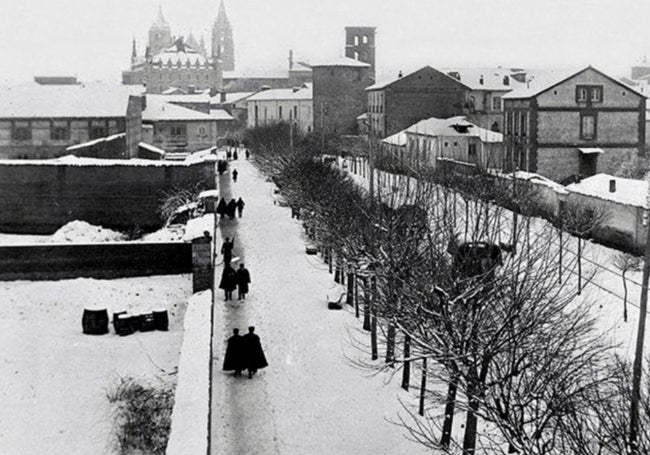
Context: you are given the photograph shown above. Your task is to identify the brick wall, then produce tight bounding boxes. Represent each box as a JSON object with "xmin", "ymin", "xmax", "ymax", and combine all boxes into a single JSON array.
[{"xmin": 0, "ymin": 160, "xmax": 216, "ymax": 234}]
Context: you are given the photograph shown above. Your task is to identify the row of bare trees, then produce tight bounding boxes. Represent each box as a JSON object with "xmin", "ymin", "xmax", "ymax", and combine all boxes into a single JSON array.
[{"xmin": 246, "ymin": 123, "xmax": 650, "ymax": 454}]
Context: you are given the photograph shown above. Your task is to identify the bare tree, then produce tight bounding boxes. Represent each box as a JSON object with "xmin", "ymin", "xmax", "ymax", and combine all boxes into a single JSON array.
[{"xmin": 613, "ymin": 252, "xmax": 643, "ymax": 322}]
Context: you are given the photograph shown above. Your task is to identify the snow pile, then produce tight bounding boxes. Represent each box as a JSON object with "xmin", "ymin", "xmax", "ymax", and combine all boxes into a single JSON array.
[
  {"xmin": 166, "ymin": 291, "xmax": 213, "ymax": 455},
  {"xmin": 184, "ymin": 214, "xmax": 215, "ymax": 241},
  {"xmin": 48, "ymin": 220, "xmax": 127, "ymax": 243},
  {"xmin": 141, "ymin": 225, "xmax": 185, "ymax": 242}
]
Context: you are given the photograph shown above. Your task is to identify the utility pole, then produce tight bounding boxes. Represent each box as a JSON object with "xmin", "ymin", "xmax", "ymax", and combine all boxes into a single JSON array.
[
  {"xmin": 320, "ymin": 102, "xmax": 325, "ymax": 156},
  {"xmin": 630, "ymin": 176, "xmax": 650, "ymax": 453},
  {"xmin": 289, "ymin": 119, "xmax": 294, "ymax": 153}
]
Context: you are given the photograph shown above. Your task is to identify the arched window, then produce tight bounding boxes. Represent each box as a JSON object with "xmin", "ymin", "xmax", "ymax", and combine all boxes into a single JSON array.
[
  {"xmin": 362, "ymin": 35, "xmax": 368, "ymax": 44},
  {"xmin": 354, "ymin": 51, "xmax": 359, "ymax": 60},
  {"xmin": 354, "ymin": 35, "xmax": 360, "ymax": 46}
]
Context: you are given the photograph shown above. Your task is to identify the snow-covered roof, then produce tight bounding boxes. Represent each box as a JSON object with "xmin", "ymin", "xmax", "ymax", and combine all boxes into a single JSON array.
[
  {"xmin": 0, "ymin": 155, "xmax": 215, "ymax": 167},
  {"xmin": 382, "ymin": 131, "xmax": 407, "ymax": 147},
  {"xmin": 0, "ymin": 84, "xmax": 143, "ymax": 118},
  {"xmin": 148, "ymin": 93, "xmax": 211, "ymax": 104},
  {"xmin": 247, "ymin": 85, "xmax": 312, "ymax": 102},
  {"xmin": 138, "ymin": 142, "xmax": 166, "ymax": 155},
  {"xmin": 66, "ymin": 133, "xmax": 125, "ymax": 151},
  {"xmin": 210, "ymin": 109, "xmax": 235, "ymax": 121},
  {"xmin": 198, "ymin": 189, "xmax": 220, "ymax": 199},
  {"xmin": 211, "ymin": 92, "xmax": 255, "ymax": 104},
  {"xmin": 151, "ymin": 45, "xmax": 211, "ymax": 67},
  {"xmin": 143, "ymin": 97, "xmax": 215, "ymax": 122},
  {"xmin": 356, "ymin": 113, "xmax": 368, "ymax": 120},
  {"xmin": 405, "ymin": 116, "xmax": 503, "ymax": 143},
  {"xmin": 223, "ymin": 70, "xmax": 289, "ymax": 79},
  {"xmin": 506, "ymin": 170, "xmax": 568, "ymax": 193},
  {"xmin": 443, "ymin": 67, "xmax": 527, "ymax": 91},
  {"xmin": 566, "ymin": 173, "xmax": 649, "ymax": 208},
  {"xmin": 309, "ymin": 57, "xmax": 371, "ymax": 68}
]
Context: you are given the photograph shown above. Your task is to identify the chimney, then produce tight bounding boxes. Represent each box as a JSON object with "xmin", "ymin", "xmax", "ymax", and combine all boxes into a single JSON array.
[
  {"xmin": 609, "ymin": 179, "xmax": 616, "ymax": 193},
  {"xmin": 220, "ymin": 91, "xmax": 227, "ymax": 103},
  {"xmin": 140, "ymin": 95, "xmax": 147, "ymax": 112},
  {"xmin": 503, "ymin": 75, "xmax": 510, "ymax": 86},
  {"xmin": 292, "ymin": 86, "xmax": 300, "ymax": 93},
  {"xmin": 479, "ymin": 74, "xmax": 484, "ymax": 85},
  {"xmin": 209, "ymin": 87, "xmax": 218, "ymax": 97},
  {"xmin": 289, "ymin": 49, "xmax": 294, "ymax": 70},
  {"xmin": 398, "ymin": 70, "xmax": 403, "ymax": 78},
  {"xmin": 188, "ymin": 84, "xmax": 196, "ymax": 94}
]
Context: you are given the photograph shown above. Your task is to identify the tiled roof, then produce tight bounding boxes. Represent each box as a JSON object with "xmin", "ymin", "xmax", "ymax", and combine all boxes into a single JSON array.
[{"xmin": 0, "ymin": 83, "xmax": 143, "ymax": 118}]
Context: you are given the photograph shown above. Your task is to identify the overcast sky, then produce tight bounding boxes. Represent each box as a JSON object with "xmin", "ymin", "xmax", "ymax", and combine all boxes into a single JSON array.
[{"xmin": 0, "ymin": 0, "xmax": 648, "ymax": 84}]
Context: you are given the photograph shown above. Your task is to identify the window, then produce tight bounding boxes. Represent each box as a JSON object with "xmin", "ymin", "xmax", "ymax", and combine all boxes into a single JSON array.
[
  {"xmin": 591, "ymin": 87, "xmax": 602, "ymax": 102},
  {"xmin": 362, "ymin": 35, "xmax": 368, "ymax": 44},
  {"xmin": 170, "ymin": 125, "xmax": 186, "ymax": 137},
  {"xmin": 199, "ymin": 126, "xmax": 207, "ymax": 136},
  {"xmin": 576, "ymin": 85, "xmax": 603, "ymax": 103},
  {"xmin": 492, "ymin": 96, "xmax": 502, "ymax": 111},
  {"xmin": 453, "ymin": 142, "xmax": 458, "ymax": 146},
  {"xmin": 12, "ymin": 122, "xmax": 31, "ymax": 141},
  {"xmin": 354, "ymin": 35, "xmax": 359, "ymax": 46},
  {"xmin": 577, "ymin": 87, "xmax": 588, "ymax": 102},
  {"xmin": 468, "ymin": 143, "xmax": 477, "ymax": 160},
  {"xmin": 90, "ymin": 127, "xmax": 107, "ymax": 139},
  {"xmin": 279, "ymin": 106, "xmax": 283, "ymax": 119},
  {"xmin": 354, "ymin": 51, "xmax": 359, "ymax": 60},
  {"xmin": 294, "ymin": 106, "xmax": 298, "ymax": 119},
  {"xmin": 51, "ymin": 123, "xmax": 69, "ymax": 141},
  {"xmin": 581, "ymin": 114, "xmax": 596, "ymax": 140}
]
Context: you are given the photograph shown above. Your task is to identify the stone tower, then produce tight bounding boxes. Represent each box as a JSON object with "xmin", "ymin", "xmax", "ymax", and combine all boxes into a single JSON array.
[
  {"xmin": 345, "ymin": 26, "xmax": 376, "ymax": 80},
  {"xmin": 148, "ymin": 5, "xmax": 173, "ymax": 56},
  {"xmin": 211, "ymin": 0, "xmax": 235, "ymax": 72}
]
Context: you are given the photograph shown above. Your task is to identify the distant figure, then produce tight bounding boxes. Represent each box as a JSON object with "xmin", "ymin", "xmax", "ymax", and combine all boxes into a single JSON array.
[
  {"xmin": 222, "ymin": 328, "xmax": 245, "ymax": 376},
  {"xmin": 236, "ymin": 263, "xmax": 251, "ymax": 300},
  {"xmin": 227, "ymin": 150, "xmax": 232, "ymax": 160},
  {"xmin": 219, "ymin": 264, "xmax": 237, "ymax": 301},
  {"xmin": 233, "ymin": 150, "xmax": 239, "ymax": 160},
  {"xmin": 236, "ymin": 198, "xmax": 245, "ymax": 218},
  {"xmin": 217, "ymin": 160, "xmax": 227, "ymax": 175},
  {"xmin": 217, "ymin": 198, "xmax": 227, "ymax": 219},
  {"xmin": 232, "ymin": 168, "xmax": 238, "ymax": 182},
  {"xmin": 221, "ymin": 236, "xmax": 235, "ymax": 264},
  {"xmin": 242, "ymin": 326, "xmax": 268, "ymax": 378},
  {"xmin": 245, "ymin": 149, "xmax": 250, "ymax": 160},
  {"xmin": 227, "ymin": 198, "xmax": 237, "ymax": 220}
]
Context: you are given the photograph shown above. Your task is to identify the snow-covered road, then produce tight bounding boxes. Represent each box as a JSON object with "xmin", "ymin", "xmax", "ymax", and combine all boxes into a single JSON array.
[{"xmin": 209, "ymin": 158, "xmax": 430, "ymax": 454}]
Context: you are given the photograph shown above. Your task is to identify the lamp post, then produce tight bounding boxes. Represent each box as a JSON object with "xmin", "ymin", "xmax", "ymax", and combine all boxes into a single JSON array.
[{"xmin": 629, "ymin": 175, "xmax": 650, "ymax": 453}]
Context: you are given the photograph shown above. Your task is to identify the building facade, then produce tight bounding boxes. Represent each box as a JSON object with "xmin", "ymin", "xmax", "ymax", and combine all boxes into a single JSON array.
[
  {"xmin": 0, "ymin": 84, "xmax": 143, "ymax": 159},
  {"xmin": 247, "ymin": 85, "xmax": 313, "ymax": 132},
  {"xmin": 312, "ymin": 58, "xmax": 373, "ymax": 136},
  {"xmin": 345, "ymin": 27, "xmax": 376, "ymax": 80},
  {"xmin": 503, "ymin": 66, "xmax": 646, "ymax": 182},
  {"xmin": 212, "ymin": 0, "xmax": 235, "ymax": 71},
  {"xmin": 366, "ymin": 66, "xmax": 468, "ymax": 139}
]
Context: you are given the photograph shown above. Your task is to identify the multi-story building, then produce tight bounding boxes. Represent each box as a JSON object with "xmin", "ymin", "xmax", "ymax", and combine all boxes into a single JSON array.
[
  {"xmin": 0, "ymin": 84, "xmax": 143, "ymax": 159},
  {"xmin": 502, "ymin": 66, "xmax": 646, "ymax": 182},
  {"xmin": 246, "ymin": 85, "xmax": 313, "ymax": 132},
  {"xmin": 345, "ymin": 26, "xmax": 376, "ymax": 80},
  {"xmin": 142, "ymin": 96, "xmax": 226, "ymax": 153},
  {"xmin": 366, "ymin": 66, "xmax": 468, "ymax": 139}
]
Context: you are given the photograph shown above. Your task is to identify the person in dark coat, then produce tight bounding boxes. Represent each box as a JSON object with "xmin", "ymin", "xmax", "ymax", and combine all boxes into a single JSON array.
[
  {"xmin": 222, "ymin": 328, "xmax": 245, "ymax": 376},
  {"xmin": 236, "ymin": 198, "xmax": 245, "ymax": 218},
  {"xmin": 235, "ymin": 263, "xmax": 251, "ymax": 300},
  {"xmin": 242, "ymin": 326, "xmax": 268, "ymax": 378},
  {"xmin": 227, "ymin": 150, "xmax": 232, "ymax": 160},
  {"xmin": 217, "ymin": 198, "xmax": 227, "ymax": 219},
  {"xmin": 227, "ymin": 198, "xmax": 237, "ymax": 220},
  {"xmin": 233, "ymin": 150, "xmax": 239, "ymax": 160},
  {"xmin": 221, "ymin": 236, "xmax": 235, "ymax": 264},
  {"xmin": 245, "ymin": 149, "xmax": 250, "ymax": 159},
  {"xmin": 219, "ymin": 264, "xmax": 237, "ymax": 300},
  {"xmin": 232, "ymin": 168, "xmax": 238, "ymax": 182}
]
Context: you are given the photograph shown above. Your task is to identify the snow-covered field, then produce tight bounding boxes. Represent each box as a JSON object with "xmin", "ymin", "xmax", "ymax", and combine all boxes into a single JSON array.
[{"xmin": 0, "ymin": 274, "xmax": 192, "ymax": 454}]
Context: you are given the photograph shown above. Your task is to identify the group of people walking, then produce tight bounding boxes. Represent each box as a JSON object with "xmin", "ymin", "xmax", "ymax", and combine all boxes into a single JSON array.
[
  {"xmin": 222, "ymin": 326, "xmax": 268, "ymax": 378},
  {"xmin": 217, "ymin": 197, "xmax": 245, "ymax": 220},
  {"xmin": 219, "ymin": 261, "xmax": 251, "ymax": 301}
]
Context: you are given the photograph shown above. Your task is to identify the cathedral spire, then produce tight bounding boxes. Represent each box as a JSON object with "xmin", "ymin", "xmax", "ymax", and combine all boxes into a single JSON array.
[
  {"xmin": 212, "ymin": 0, "xmax": 234, "ymax": 71},
  {"xmin": 131, "ymin": 37, "xmax": 137, "ymax": 62},
  {"xmin": 154, "ymin": 4, "xmax": 167, "ymax": 27}
]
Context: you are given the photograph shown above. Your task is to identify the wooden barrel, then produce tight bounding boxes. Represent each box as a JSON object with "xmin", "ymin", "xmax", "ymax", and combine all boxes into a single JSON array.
[
  {"xmin": 82, "ymin": 308, "xmax": 109, "ymax": 335},
  {"xmin": 115, "ymin": 314, "xmax": 134, "ymax": 336},
  {"xmin": 153, "ymin": 309, "xmax": 169, "ymax": 331},
  {"xmin": 140, "ymin": 313, "xmax": 156, "ymax": 332},
  {"xmin": 112, "ymin": 311, "xmax": 127, "ymax": 332}
]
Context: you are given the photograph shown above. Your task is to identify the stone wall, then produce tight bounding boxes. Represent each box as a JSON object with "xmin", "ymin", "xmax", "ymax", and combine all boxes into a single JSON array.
[{"xmin": 0, "ymin": 159, "xmax": 216, "ymax": 234}]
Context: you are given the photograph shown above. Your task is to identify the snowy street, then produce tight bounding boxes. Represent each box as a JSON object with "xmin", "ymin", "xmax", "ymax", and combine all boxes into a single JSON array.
[{"xmin": 209, "ymin": 158, "xmax": 429, "ymax": 454}]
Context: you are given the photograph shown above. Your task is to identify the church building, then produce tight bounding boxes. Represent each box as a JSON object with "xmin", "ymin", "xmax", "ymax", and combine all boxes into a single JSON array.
[{"xmin": 122, "ymin": 2, "xmax": 235, "ymax": 94}]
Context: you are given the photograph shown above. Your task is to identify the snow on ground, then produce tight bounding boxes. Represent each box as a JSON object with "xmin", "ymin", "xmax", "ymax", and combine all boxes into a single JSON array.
[
  {"xmin": 210, "ymin": 159, "xmax": 430, "ymax": 454},
  {"xmin": 0, "ymin": 274, "xmax": 192, "ymax": 454},
  {"xmin": 141, "ymin": 224, "xmax": 186, "ymax": 242},
  {"xmin": 0, "ymin": 232, "xmax": 50, "ymax": 245}
]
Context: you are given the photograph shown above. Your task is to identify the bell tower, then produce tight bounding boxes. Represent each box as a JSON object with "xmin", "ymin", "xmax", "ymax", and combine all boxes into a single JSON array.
[
  {"xmin": 211, "ymin": 0, "xmax": 235, "ymax": 71},
  {"xmin": 148, "ymin": 5, "xmax": 172, "ymax": 56},
  {"xmin": 345, "ymin": 26, "xmax": 376, "ymax": 80}
]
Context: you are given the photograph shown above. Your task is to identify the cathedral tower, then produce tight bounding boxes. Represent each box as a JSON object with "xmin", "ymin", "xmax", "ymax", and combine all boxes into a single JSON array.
[
  {"xmin": 345, "ymin": 27, "xmax": 376, "ymax": 80},
  {"xmin": 148, "ymin": 5, "xmax": 173, "ymax": 56},
  {"xmin": 211, "ymin": 0, "xmax": 235, "ymax": 72}
]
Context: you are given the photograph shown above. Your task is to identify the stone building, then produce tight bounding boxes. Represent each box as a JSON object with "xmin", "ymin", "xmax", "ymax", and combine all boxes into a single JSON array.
[
  {"xmin": 212, "ymin": 0, "xmax": 235, "ymax": 72},
  {"xmin": 247, "ymin": 84, "xmax": 313, "ymax": 132},
  {"xmin": 0, "ymin": 84, "xmax": 143, "ymax": 159},
  {"xmin": 502, "ymin": 66, "xmax": 646, "ymax": 182},
  {"xmin": 312, "ymin": 58, "xmax": 374, "ymax": 135},
  {"xmin": 345, "ymin": 26, "xmax": 376, "ymax": 80},
  {"xmin": 366, "ymin": 66, "xmax": 468, "ymax": 139}
]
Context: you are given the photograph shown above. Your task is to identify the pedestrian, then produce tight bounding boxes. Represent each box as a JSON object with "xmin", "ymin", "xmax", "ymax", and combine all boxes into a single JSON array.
[
  {"xmin": 222, "ymin": 328, "xmax": 245, "ymax": 376},
  {"xmin": 221, "ymin": 236, "xmax": 235, "ymax": 264},
  {"xmin": 232, "ymin": 168, "xmax": 238, "ymax": 182},
  {"xmin": 227, "ymin": 150, "xmax": 232, "ymax": 160},
  {"xmin": 236, "ymin": 263, "xmax": 251, "ymax": 300},
  {"xmin": 236, "ymin": 197, "xmax": 245, "ymax": 218},
  {"xmin": 242, "ymin": 326, "xmax": 268, "ymax": 378},
  {"xmin": 233, "ymin": 150, "xmax": 239, "ymax": 160},
  {"xmin": 227, "ymin": 198, "xmax": 237, "ymax": 220},
  {"xmin": 219, "ymin": 263, "xmax": 237, "ymax": 301},
  {"xmin": 217, "ymin": 197, "xmax": 227, "ymax": 219},
  {"xmin": 245, "ymin": 149, "xmax": 250, "ymax": 160}
]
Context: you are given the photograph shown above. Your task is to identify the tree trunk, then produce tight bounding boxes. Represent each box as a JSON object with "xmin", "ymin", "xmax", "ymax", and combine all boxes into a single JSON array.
[
  {"xmin": 401, "ymin": 334, "xmax": 411, "ymax": 390},
  {"xmin": 577, "ymin": 238, "xmax": 582, "ymax": 295},
  {"xmin": 419, "ymin": 358, "xmax": 427, "ymax": 416},
  {"xmin": 328, "ymin": 248, "xmax": 333, "ymax": 274},
  {"xmin": 462, "ymin": 362, "xmax": 490, "ymax": 455},
  {"xmin": 371, "ymin": 307, "xmax": 378, "ymax": 361},
  {"xmin": 354, "ymin": 273, "xmax": 360, "ymax": 318},
  {"xmin": 363, "ymin": 277, "xmax": 370, "ymax": 330},
  {"xmin": 386, "ymin": 321, "xmax": 396, "ymax": 364},
  {"xmin": 623, "ymin": 271, "xmax": 629, "ymax": 322},
  {"xmin": 441, "ymin": 373, "xmax": 458, "ymax": 448}
]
